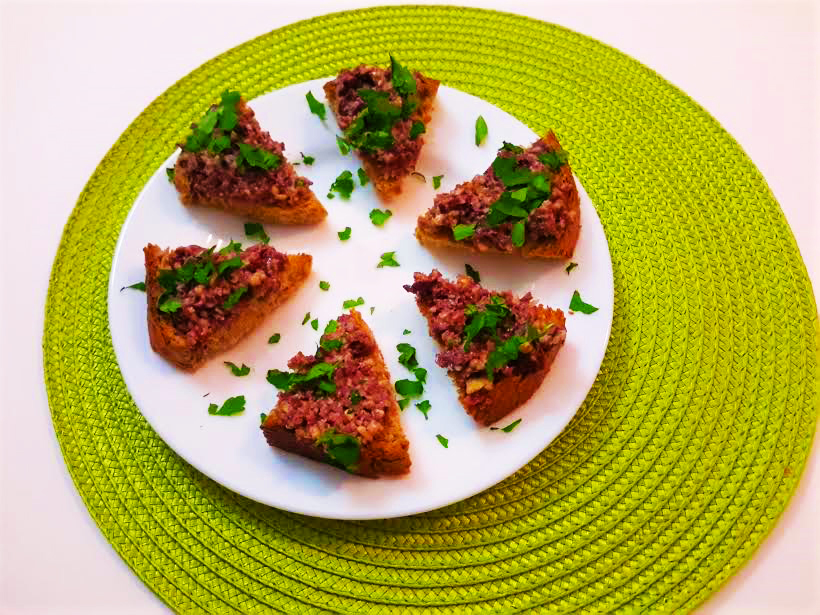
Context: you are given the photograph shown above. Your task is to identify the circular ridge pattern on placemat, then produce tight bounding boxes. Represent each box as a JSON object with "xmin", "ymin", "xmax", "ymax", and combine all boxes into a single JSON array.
[{"xmin": 44, "ymin": 6, "xmax": 818, "ymax": 614}]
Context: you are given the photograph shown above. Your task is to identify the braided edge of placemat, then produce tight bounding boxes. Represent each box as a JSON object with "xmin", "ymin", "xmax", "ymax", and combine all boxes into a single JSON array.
[{"xmin": 44, "ymin": 5, "xmax": 820, "ymax": 613}]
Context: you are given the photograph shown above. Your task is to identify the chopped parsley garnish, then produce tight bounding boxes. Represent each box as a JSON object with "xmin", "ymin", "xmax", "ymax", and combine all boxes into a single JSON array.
[
  {"xmin": 538, "ymin": 149, "xmax": 569, "ymax": 171},
  {"xmin": 336, "ymin": 135, "xmax": 351, "ymax": 156},
  {"xmin": 244, "ymin": 222, "xmax": 270, "ymax": 244},
  {"xmin": 236, "ymin": 143, "xmax": 280, "ymax": 171},
  {"xmin": 569, "ymin": 290, "xmax": 598, "ymax": 314},
  {"xmin": 350, "ymin": 390, "xmax": 363, "ymax": 406},
  {"xmin": 222, "ymin": 287, "xmax": 247, "ymax": 309},
  {"xmin": 120, "ymin": 281, "xmax": 146, "ymax": 292},
  {"xmin": 267, "ymin": 361, "xmax": 338, "ymax": 394},
  {"xmin": 432, "ymin": 175, "xmax": 443, "ymax": 189},
  {"xmin": 453, "ymin": 223, "xmax": 475, "ymax": 241},
  {"xmin": 324, "ymin": 319, "xmax": 338, "ymax": 334},
  {"xmin": 342, "ymin": 297, "xmax": 365, "ymax": 309},
  {"xmin": 207, "ymin": 395, "xmax": 246, "ymax": 416},
  {"xmin": 475, "ymin": 115, "xmax": 488, "ymax": 146},
  {"xmin": 223, "ymin": 361, "xmax": 250, "ymax": 377},
  {"xmin": 370, "ymin": 306, "xmax": 375, "ymax": 315},
  {"xmin": 319, "ymin": 281, "xmax": 330, "ymax": 291},
  {"xmin": 414, "ymin": 367, "xmax": 427, "ymax": 383},
  {"xmin": 305, "ymin": 91, "xmax": 326, "ymax": 120},
  {"xmin": 566, "ymin": 262, "xmax": 578, "ymax": 274},
  {"xmin": 369, "ymin": 208, "xmax": 392, "ymax": 227},
  {"xmin": 462, "ymin": 296, "xmax": 512, "ymax": 350},
  {"xmin": 465, "ymin": 264, "xmax": 480, "ymax": 283},
  {"xmin": 310, "ymin": 318, "xmax": 319, "ymax": 331},
  {"xmin": 158, "ymin": 298, "xmax": 182, "ymax": 313},
  {"xmin": 329, "ymin": 170, "xmax": 355, "ymax": 198},
  {"xmin": 377, "ymin": 252, "xmax": 400, "ymax": 268},
  {"xmin": 219, "ymin": 240, "xmax": 242, "ymax": 255},
  {"xmin": 436, "ymin": 434, "xmax": 449, "ymax": 448},
  {"xmin": 416, "ymin": 400, "xmax": 431, "ymax": 420},
  {"xmin": 389, "ymin": 54, "xmax": 417, "ymax": 98},
  {"xmin": 217, "ymin": 256, "xmax": 243, "ymax": 276},
  {"xmin": 338, "ymin": 227, "xmax": 352, "ymax": 241},
  {"xmin": 301, "ymin": 152, "xmax": 315, "ymax": 165},
  {"xmin": 398, "ymin": 398, "xmax": 411, "ymax": 410},
  {"xmin": 184, "ymin": 90, "xmax": 240, "ymax": 153},
  {"xmin": 484, "ymin": 325, "xmax": 551, "ymax": 381},
  {"xmin": 316, "ymin": 429, "xmax": 360, "ymax": 471},
  {"xmin": 260, "ymin": 412, "xmax": 267, "ymax": 424},
  {"xmin": 501, "ymin": 141, "xmax": 523, "ymax": 154},
  {"xmin": 302, "ymin": 312, "xmax": 311, "ymax": 325},
  {"xmin": 409, "ymin": 120, "xmax": 426, "ymax": 139},
  {"xmin": 490, "ymin": 418, "xmax": 522, "ymax": 432},
  {"xmin": 268, "ymin": 333, "xmax": 281, "ymax": 344},
  {"xmin": 395, "ymin": 379, "xmax": 424, "ymax": 397},
  {"xmin": 396, "ymin": 343, "xmax": 418, "ymax": 369},
  {"xmin": 357, "ymin": 168, "xmax": 369, "ymax": 186},
  {"xmin": 166, "ymin": 168, "xmax": 175, "ymax": 183},
  {"xmin": 511, "ymin": 220, "xmax": 526, "ymax": 247},
  {"xmin": 403, "ymin": 329, "xmax": 411, "ymax": 335}
]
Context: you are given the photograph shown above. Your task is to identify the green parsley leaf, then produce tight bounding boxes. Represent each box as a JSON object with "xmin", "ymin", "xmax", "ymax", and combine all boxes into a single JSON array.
[
  {"xmin": 465, "ymin": 264, "xmax": 480, "ymax": 283},
  {"xmin": 389, "ymin": 55, "xmax": 417, "ymax": 98},
  {"xmin": 569, "ymin": 290, "xmax": 598, "ymax": 314},
  {"xmin": 436, "ymin": 434, "xmax": 449, "ymax": 448},
  {"xmin": 236, "ymin": 143, "xmax": 280, "ymax": 171},
  {"xmin": 395, "ymin": 379, "xmax": 424, "ymax": 397},
  {"xmin": 538, "ymin": 149, "xmax": 569, "ymax": 171},
  {"xmin": 350, "ymin": 390, "xmax": 363, "ymax": 406},
  {"xmin": 396, "ymin": 343, "xmax": 418, "ymax": 369},
  {"xmin": 310, "ymin": 318, "xmax": 319, "ymax": 331},
  {"xmin": 327, "ymin": 193, "xmax": 335, "ymax": 199},
  {"xmin": 207, "ymin": 395, "xmax": 246, "ymax": 416},
  {"xmin": 209, "ymin": 135, "xmax": 231, "ymax": 154},
  {"xmin": 369, "ymin": 208, "xmax": 392, "ymax": 227},
  {"xmin": 370, "ymin": 306, "xmax": 375, "ymax": 315},
  {"xmin": 319, "ymin": 280, "xmax": 330, "ymax": 291},
  {"xmin": 497, "ymin": 418, "xmax": 522, "ymax": 432},
  {"xmin": 453, "ymin": 223, "xmax": 476, "ymax": 241},
  {"xmin": 223, "ymin": 361, "xmax": 250, "ymax": 377},
  {"xmin": 166, "ymin": 168, "xmax": 175, "ymax": 183},
  {"xmin": 343, "ymin": 89, "xmax": 400, "ymax": 153},
  {"xmin": 485, "ymin": 335, "xmax": 525, "ymax": 380},
  {"xmin": 218, "ymin": 239, "xmax": 242, "ymax": 255},
  {"xmin": 324, "ymin": 319, "xmax": 338, "ymax": 334},
  {"xmin": 463, "ymin": 296, "xmax": 512, "ymax": 350},
  {"xmin": 342, "ymin": 297, "xmax": 365, "ymax": 309},
  {"xmin": 432, "ymin": 175, "xmax": 443, "ymax": 189},
  {"xmin": 305, "ymin": 91, "xmax": 326, "ymax": 120},
  {"xmin": 416, "ymin": 400, "xmax": 431, "ymax": 420},
  {"xmin": 566, "ymin": 262, "xmax": 578, "ymax": 274},
  {"xmin": 377, "ymin": 251, "xmax": 400, "ymax": 268},
  {"xmin": 398, "ymin": 398, "xmax": 411, "ymax": 410},
  {"xmin": 329, "ymin": 170, "xmax": 355, "ymax": 198},
  {"xmin": 413, "ymin": 367, "xmax": 427, "ymax": 384},
  {"xmin": 218, "ymin": 90, "xmax": 240, "ymax": 131},
  {"xmin": 316, "ymin": 429, "xmax": 360, "ymax": 470},
  {"xmin": 500, "ymin": 141, "xmax": 524, "ymax": 154},
  {"xmin": 302, "ymin": 312, "xmax": 311, "ymax": 325},
  {"xmin": 267, "ymin": 362, "xmax": 338, "ymax": 394},
  {"xmin": 120, "ymin": 281, "xmax": 146, "ymax": 292},
  {"xmin": 301, "ymin": 152, "xmax": 315, "ymax": 165},
  {"xmin": 217, "ymin": 256, "xmax": 243, "ymax": 276},
  {"xmin": 158, "ymin": 298, "xmax": 182, "ymax": 313},
  {"xmin": 357, "ymin": 168, "xmax": 369, "ymax": 186},
  {"xmin": 268, "ymin": 333, "xmax": 281, "ymax": 344},
  {"xmin": 222, "ymin": 286, "xmax": 247, "ymax": 309},
  {"xmin": 336, "ymin": 135, "xmax": 351, "ymax": 155},
  {"xmin": 409, "ymin": 120, "xmax": 425, "ymax": 139},
  {"xmin": 511, "ymin": 220, "xmax": 526, "ymax": 247},
  {"xmin": 403, "ymin": 329, "xmax": 411, "ymax": 335},
  {"xmin": 320, "ymin": 338, "xmax": 344, "ymax": 352},
  {"xmin": 244, "ymin": 222, "xmax": 270, "ymax": 244},
  {"xmin": 475, "ymin": 115, "xmax": 488, "ymax": 146},
  {"xmin": 260, "ymin": 412, "xmax": 267, "ymax": 424},
  {"xmin": 338, "ymin": 227, "xmax": 352, "ymax": 241}
]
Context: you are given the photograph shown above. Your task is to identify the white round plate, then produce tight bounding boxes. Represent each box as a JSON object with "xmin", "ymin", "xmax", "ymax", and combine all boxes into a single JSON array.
[{"xmin": 108, "ymin": 78, "xmax": 613, "ymax": 520}]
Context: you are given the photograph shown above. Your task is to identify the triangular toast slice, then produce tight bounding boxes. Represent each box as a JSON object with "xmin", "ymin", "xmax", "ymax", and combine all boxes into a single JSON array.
[
  {"xmin": 145, "ymin": 242, "xmax": 311, "ymax": 371},
  {"xmin": 262, "ymin": 310, "xmax": 411, "ymax": 477},
  {"xmin": 323, "ymin": 56, "xmax": 439, "ymax": 199},
  {"xmin": 405, "ymin": 270, "xmax": 566, "ymax": 426},
  {"xmin": 172, "ymin": 90, "xmax": 327, "ymax": 224},
  {"xmin": 416, "ymin": 132, "xmax": 580, "ymax": 259}
]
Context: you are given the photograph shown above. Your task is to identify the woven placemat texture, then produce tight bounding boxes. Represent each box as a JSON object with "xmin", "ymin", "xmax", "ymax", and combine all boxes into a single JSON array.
[{"xmin": 43, "ymin": 6, "xmax": 819, "ymax": 614}]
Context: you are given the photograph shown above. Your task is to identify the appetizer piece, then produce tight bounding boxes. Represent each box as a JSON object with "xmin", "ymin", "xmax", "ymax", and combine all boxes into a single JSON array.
[
  {"xmin": 324, "ymin": 56, "xmax": 439, "ymax": 199},
  {"xmin": 145, "ymin": 242, "xmax": 311, "ymax": 371},
  {"xmin": 416, "ymin": 132, "xmax": 580, "ymax": 259},
  {"xmin": 172, "ymin": 90, "xmax": 327, "ymax": 224},
  {"xmin": 405, "ymin": 270, "xmax": 566, "ymax": 425},
  {"xmin": 262, "ymin": 310, "xmax": 410, "ymax": 477}
]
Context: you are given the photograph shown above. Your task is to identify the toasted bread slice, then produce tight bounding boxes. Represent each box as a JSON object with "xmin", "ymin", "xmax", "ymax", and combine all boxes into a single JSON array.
[
  {"xmin": 145, "ymin": 243, "xmax": 311, "ymax": 371},
  {"xmin": 323, "ymin": 61, "xmax": 440, "ymax": 200},
  {"xmin": 173, "ymin": 94, "xmax": 326, "ymax": 225},
  {"xmin": 416, "ymin": 132, "xmax": 580, "ymax": 260},
  {"xmin": 262, "ymin": 310, "xmax": 411, "ymax": 477},
  {"xmin": 405, "ymin": 270, "xmax": 566, "ymax": 426}
]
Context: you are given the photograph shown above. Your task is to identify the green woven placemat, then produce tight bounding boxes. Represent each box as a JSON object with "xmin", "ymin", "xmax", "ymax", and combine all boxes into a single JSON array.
[{"xmin": 44, "ymin": 6, "xmax": 819, "ymax": 613}]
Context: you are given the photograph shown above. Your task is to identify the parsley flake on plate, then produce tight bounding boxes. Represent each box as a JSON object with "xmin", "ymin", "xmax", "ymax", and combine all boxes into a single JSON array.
[
  {"xmin": 305, "ymin": 91, "xmax": 326, "ymax": 120},
  {"xmin": 416, "ymin": 400, "xmax": 431, "ymax": 420},
  {"xmin": 453, "ymin": 223, "xmax": 475, "ymax": 241},
  {"xmin": 302, "ymin": 312, "xmax": 311, "ymax": 325},
  {"xmin": 398, "ymin": 398, "xmax": 411, "ymax": 410},
  {"xmin": 319, "ymin": 281, "xmax": 330, "ymax": 291},
  {"xmin": 369, "ymin": 208, "xmax": 393, "ymax": 227},
  {"xmin": 223, "ymin": 362, "xmax": 250, "ymax": 377},
  {"xmin": 370, "ymin": 306, "xmax": 375, "ymax": 315},
  {"xmin": 566, "ymin": 262, "xmax": 578, "ymax": 274},
  {"xmin": 432, "ymin": 174, "xmax": 443, "ymax": 189},
  {"xmin": 490, "ymin": 418, "xmax": 522, "ymax": 432},
  {"xmin": 268, "ymin": 333, "xmax": 281, "ymax": 344},
  {"xmin": 244, "ymin": 222, "xmax": 270, "ymax": 244},
  {"xmin": 465, "ymin": 264, "xmax": 480, "ymax": 283},
  {"xmin": 310, "ymin": 318, "xmax": 319, "ymax": 331},
  {"xmin": 342, "ymin": 297, "xmax": 365, "ymax": 309},
  {"xmin": 166, "ymin": 168, "xmax": 175, "ymax": 183},
  {"xmin": 403, "ymin": 329, "xmax": 411, "ymax": 335},
  {"xmin": 436, "ymin": 434, "xmax": 449, "ymax": 448},
  {"xmin": 120, "ymin": 281, "xmax": 145, "ymax": 292},
  {"xmin": 336, "ymin": 135, "xmax": 351, "ymax": 156},
  {"xmin": 330, "ymin": 170, "xmax": 355, "ymax": 198},
  {"xmin": 569, "ymin": 290, "xmax": 598, "ymax": 314},
  {"xmin": 395, "ymin": 379, "xmax": 424, "ymax": 397},
  {"xmin": 475, "ymin": 115, "xmax": 488, "ymax": 146},
  {"xmin": 300, "ymin": 152, "xmax": 315, "ymax": 165},
  {"xmin": 357, "ymin": 168, "xmax": 369, "ymax": 186},
  {"xmin": 208, "ymin": 395, "xmax": 246, "ymax": 416},
  {"xmin": 338, "ymin": 227, "xmax": 352, "ymax": 241},
  {"xmin": 396, "ymin": 342, "xmax": 418, "ymax": 369},
  {"xmin": 377, "ymin": 252, "xmax": 400, "ymax": 268}
]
